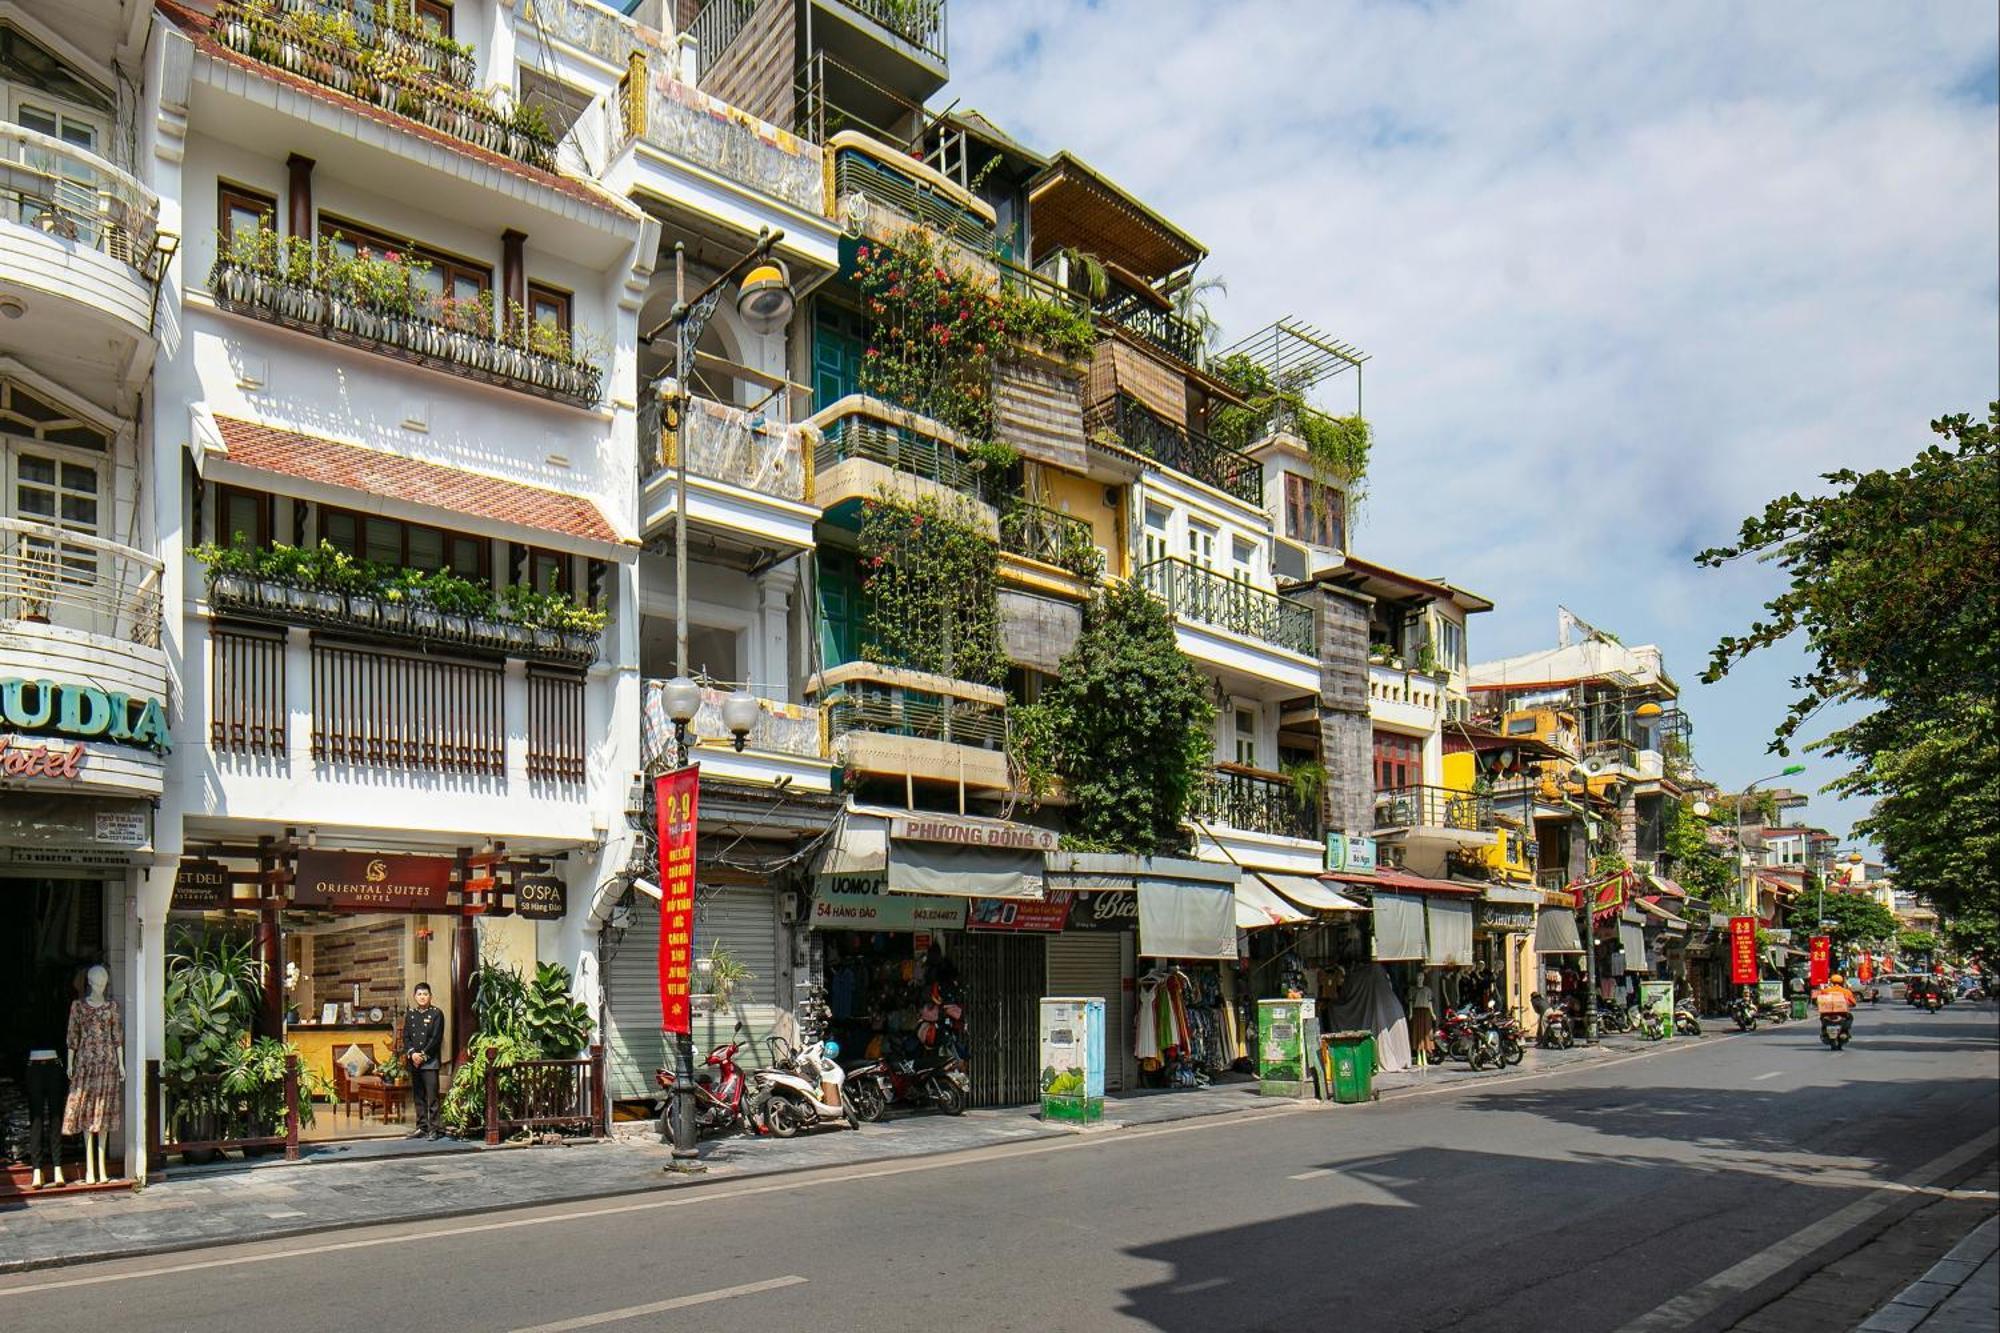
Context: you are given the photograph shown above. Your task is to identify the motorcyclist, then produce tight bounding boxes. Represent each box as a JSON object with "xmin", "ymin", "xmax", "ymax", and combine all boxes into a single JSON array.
[{"xmin": 1816, "ymin": 973, "xmax": 1857, "ymax": 1040}]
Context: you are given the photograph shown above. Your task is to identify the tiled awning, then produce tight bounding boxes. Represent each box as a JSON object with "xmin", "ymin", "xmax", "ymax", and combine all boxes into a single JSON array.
[{"xmin": 204, "ymin": 416, "xmax": 625, "ymax": 550}]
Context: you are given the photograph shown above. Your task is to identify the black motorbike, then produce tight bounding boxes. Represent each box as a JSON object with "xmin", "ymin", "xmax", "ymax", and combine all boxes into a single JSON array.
[
  {"xmin": 1819, "ymin": 1012, "xmax": 1852, "ymax": 1051},
  {"xmin": 1730, "ymin": 994, "xmax": 1759, "ymax": 1031},
  {"xmin": 1538, "ymin": 1008, "xmax": 1574, "ymax": 1050}
]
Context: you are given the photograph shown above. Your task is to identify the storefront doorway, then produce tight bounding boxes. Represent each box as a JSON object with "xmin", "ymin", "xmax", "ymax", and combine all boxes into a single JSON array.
[
  {"xmin": 1, "ymin": 876, "xmax": 112, "ymax": 1191},
  {"xmin": 947, "ymin": 930, "xmax": 1044, "ymax": 1108}
]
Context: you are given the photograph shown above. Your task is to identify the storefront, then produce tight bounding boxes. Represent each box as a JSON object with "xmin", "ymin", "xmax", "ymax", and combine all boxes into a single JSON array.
[{"xmin": 1476, "ymin": 886, "xmax": 1542, "ymax": 1027}]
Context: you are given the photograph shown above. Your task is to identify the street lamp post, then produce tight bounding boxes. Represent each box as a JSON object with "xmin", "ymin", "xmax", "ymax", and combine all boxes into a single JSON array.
[{"xmin": 641, "ymin": 229, "xmax": 795, "ymax": 1166}]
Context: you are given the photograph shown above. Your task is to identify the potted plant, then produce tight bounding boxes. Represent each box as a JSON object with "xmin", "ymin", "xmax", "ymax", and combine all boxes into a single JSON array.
[{"xmin": 17, "ymin": 540, "xmax": 59, "ymax": 623}]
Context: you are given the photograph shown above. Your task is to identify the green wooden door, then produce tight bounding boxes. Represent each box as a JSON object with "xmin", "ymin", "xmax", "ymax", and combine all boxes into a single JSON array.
[
  {"xmin": 817, "ymin": 549, "xmax": 860, "ymax": 669},
  {"xmin": 813, "ymin": 305, "xmax": 866, "ymax": 411}
]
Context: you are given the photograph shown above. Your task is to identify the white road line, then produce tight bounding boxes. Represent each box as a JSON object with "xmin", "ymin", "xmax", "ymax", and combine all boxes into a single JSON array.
[
  {"xmin": 1753, "ymin": 1070, "xmax": 1785, "ymax": 1081},
  {"xmin": 508, "ymin": 1276, "xmax": 808, "ymax": 1332},
  {"xmin": 1288, "ymin": 1169, "xmax": 1336, "ymax": 1181},
  {"xmin": 1613, "ymin": 1127, "xmax": 2000, "ymax": 1332},
  {"xmin": 0, "ymin": 1105, "xmax": 1308, "ymax": 1299}
]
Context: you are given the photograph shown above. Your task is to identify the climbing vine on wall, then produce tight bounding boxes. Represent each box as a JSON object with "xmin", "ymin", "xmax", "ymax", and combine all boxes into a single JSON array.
[
  {"xmin": 1208, "ymin": 352, "xmax": 1371, "ymax": 510},
  {"xmin": 857, "ymin": 493, "xmax": 1006, "ymax": 687}
]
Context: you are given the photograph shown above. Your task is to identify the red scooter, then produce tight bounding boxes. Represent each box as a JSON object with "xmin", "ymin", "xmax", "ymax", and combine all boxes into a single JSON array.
[{"xmin": 655, "ymin": 1038, "xmax": 762, "ymax": 1138}]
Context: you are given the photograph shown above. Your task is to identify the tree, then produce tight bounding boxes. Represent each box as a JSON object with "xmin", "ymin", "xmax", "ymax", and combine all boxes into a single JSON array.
[
  {"xmin": 1661, "ymin": 796, "xmax": 1737, "ymax": 905},
  {"xmin": 1897, "ymin": 929, "xmax": 1939, "ymax": 958},
  {"xmin": 1696, "ymin": 404, "xmax": 2000, "ymax": 942},
  {"xmin": 1813, "ymin": 892, "xmax": 1898, "ymax": 955},
  {"xmin": 1012, "ymin": 580, "xmax": 1214, "ymax": 856}
]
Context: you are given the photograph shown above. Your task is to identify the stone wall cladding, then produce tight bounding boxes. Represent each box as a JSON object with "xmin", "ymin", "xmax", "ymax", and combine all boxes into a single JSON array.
[{"xmin": 1315, "ymin": 583, "xmax": 1375, "ymax": 836}]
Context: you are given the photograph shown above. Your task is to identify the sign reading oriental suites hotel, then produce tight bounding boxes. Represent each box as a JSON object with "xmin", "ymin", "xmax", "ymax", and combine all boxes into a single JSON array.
[{"xmin": 294, "ymin": 851, "xmax": 454, "ymax": 912}]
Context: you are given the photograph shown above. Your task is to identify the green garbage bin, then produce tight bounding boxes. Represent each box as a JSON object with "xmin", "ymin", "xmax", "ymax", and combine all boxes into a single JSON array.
[
  {"xmin": 1790, "ymin": 997, "xmax": 1808, "ymax": 1021},
  {"xmin": 1325, "ymin": 1030, "xmax": 1376, "ymax": 1104}
]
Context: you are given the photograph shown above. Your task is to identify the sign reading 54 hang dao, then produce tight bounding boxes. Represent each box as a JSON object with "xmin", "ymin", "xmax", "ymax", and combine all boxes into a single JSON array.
[{"xmin": 293, "ymin": 851, "xmax": 454, "ymax": 911}]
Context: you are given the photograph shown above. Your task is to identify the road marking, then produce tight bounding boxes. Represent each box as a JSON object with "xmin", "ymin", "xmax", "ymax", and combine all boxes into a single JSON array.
[
  {"xmin": 508, "ymin": 1277, "xmax": 808, "ymax": 1332},
  {"xmin": 1613, "ymin": 1127, "xmax": 2000, "ymax": 1332},
  {"xmin": 1288, "ymin": 1168, "xmax": 1336, "ymax": 1181},
  {"xmin": 1754, "ymin": 1070, "xmax": 1785, "ymax": 1081},
  {"xmin": 0, "ymin": 1104, "xmax": 1310, "ymax": 1299}
]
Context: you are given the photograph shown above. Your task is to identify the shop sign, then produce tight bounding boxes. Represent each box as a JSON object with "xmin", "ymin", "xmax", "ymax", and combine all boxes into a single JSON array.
[
  {"xmin": 1728, "ymin": 915, "xmax": 1759, "ymax": 985},
  {"xmin": 172, "ymin": 858, "xmax": 233, "ymax": 912},
  {"xmin": 808, "ymin": 877, "xmax": 964, "ymax": 932},
  {"xmin": 889, "ymin": 815, "xmax": 1059, "ymax": 852},
  {"xmin": 94, "ymin": 809, "xmax": 148, "ymax": 847},
  {"xmin": 1476, "ymin": 903, "xmax": 1536, "ymax": 934},
  {"xmin": 1639, "ymin": 980, "xmax": 1677, "ymax": 1037},
  {"xmin": 516, "ymin": 876, "xmax": 567, "ymax": 921},
  {"xmin": 1808, "ymin": 935, "xmax": 1831, "ymax": 987},
  {"xmin": 0, "ymin": 734, "xmax": 86, "ymax": 780},
  {"xmin": 656, "ymin": 766, "xmax": 699, "ymax": 1037},
  {"xmin": 1324, "ymin": 830, "xmax": 1376, "ymax": 875},
  {"xmin": 968, "ymin": 893, "xmax": 1072, "ymax": 932},
  {"xmin": 0, "ymin": 677, "xmax": 171, "ymax": 753},
  {"xmin": 1064, "ymin": 890, "xmax": 1139, "ymax": 931},
  {"xmin": 293, "ymin": 850, "xmax": 453, "ymax": 912}
]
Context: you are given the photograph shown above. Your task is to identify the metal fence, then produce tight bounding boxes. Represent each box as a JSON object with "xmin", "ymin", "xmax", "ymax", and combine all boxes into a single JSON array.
[
  {"xmin": 0, "ymin": 518, "xmax": 163, "ymax": 645},
  {"xmin": 1138, "ymin": 556, "xmax": 1315, "ymax": 655},
  {"xmin": 1193, "ymin": 766, "xmax": 1317, "ymax": 840},
  {"xmin": 1373, "ymin": 784, "xmax": 1496, "ymax": 833},
  {"xmin": 0, "ymin": 123, "xmax": 159, "ymax": 276}
]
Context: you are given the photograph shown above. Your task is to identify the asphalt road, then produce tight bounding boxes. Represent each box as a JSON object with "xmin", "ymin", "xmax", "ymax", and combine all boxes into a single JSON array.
[{"xmin": 3, "ymin": 1002, "xmax": 1994, "ymax": 1332}]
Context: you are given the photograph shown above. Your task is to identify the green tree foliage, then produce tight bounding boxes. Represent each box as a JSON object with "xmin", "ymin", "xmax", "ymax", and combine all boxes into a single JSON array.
[
  {"xmin": 1661, "ymin": 796, "xmax": 1737, "ymax": 904},
  {"xmin": 1814, "ymin": 892, "xmax": 1899, "ymax": 954},
  {"xmin": 1696, "ymin": 405, "xmax": 1999, "ymax": 952},
  {"xmin": 1206, "ymin": 352, "xmax": 1371, "ymax": 496},
  {"xmin": 857, "ymin": 495, "xmax": 1006, "ymax": 687},
  {"xmin": 1012, "ymin": 580, "xmax": 1215, "ymax": 855},
  {"xmin": 1898, "ymin": 929, "xmax": 1939, "ymax": 958}
]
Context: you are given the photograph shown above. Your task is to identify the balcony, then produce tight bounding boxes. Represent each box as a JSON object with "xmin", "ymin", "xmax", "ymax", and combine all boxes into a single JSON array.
[
  {"xmin": 1192, "ymin": 765, "xmax": 1316, "ymax": 842},
  {"xmin": 1091, "ymin": 396, "xmax": 1262, "ymax": 506},
  {"xmin": 3, "ymin": 519, "xmax": 163, "ymax": 647},
  {"xmin": 211, "ymin": 0, "xmax": 557, "ymax": 172},
  {"xmin": 641, "ymin": 680, "xmax": 831, "ymax": 793},
  {"xmin": 1, "ymin": 124, "xmax": 161, "ymax": 342},
  {"xmin": 619, "ymin": 54, "xmax": 824, "ymax": 218},
  {"xmin": 829, "ymin": 0, "xmax": 948, "ymax": 61},
  {"xmin": 209, "ymin": 256, "xmax": 602, "ymax": 406},
  {"xmin": 999, "ymin": 500, "xmax": 1102, "ymax": 581},
  {"xmin": 812, "ymin": 662, "xmax": 1009, "ymax": 793},
  {"xmin": 1139, "ymin": 557, "xmax": 1314, "ymax": 656},
  {"xmin": 1369, "ymin": 663, "xmax": 1442, "ymax": 732},
  {"xmin": 640, "ymin": 393, "xmax": 818, "ymax": 553},
  {"xmin": 828, "ymin": 134, "xmax": 994, "ymax": 256},
  {"xmin": 810, "ymin": 396, "xmax": 997, "ymax": 531},
  {"xmin": 1374, "ymin": 784, "xmax": 1496, "ymax": 837},
  {"xmin": 1097, "ymin": 292, "xmax": 1202, "ymax": 367}
]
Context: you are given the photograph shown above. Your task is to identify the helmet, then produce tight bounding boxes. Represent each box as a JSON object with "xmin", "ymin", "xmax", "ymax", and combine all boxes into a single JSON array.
[
  {"xmin": 1828, "ymin": 974, "xmax": 1844, "ymax": 986},
  {"xmin": 822, "ymin": 1039, "xmax": 840, "ymax": 1059}
]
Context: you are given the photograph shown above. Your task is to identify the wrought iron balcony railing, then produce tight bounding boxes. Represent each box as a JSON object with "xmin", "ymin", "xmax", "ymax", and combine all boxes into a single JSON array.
[
  {"xmin": 1097, "ymin": 291, "xmax": 1201, "ymax": 366},
  {"xmin": 832, "ymin": 0, "xmax": 948, "ymax": 60},
  {"xmin": 1192, "ymin": 765, "xmax": 1317, "ymax": 841},
  {"xmin": 1, "ymin": 518, "xmax": 163, "ymax": 646},
  {"xmin": 1091, "ymin": 396, "xmax": 1262, "ymax": 505},
  {"xmin": 999, "ymin": 501, "xmax": 1102, "ymax": 579},
  {"xmin": 1138, "ymin": 556, "xmax": 1314, "ymax": 656},
  {"xmin": 1, "ymin": 124, "xmax": 160, "ymax": 277},
  {"xmin": 823, "ymin": 687, "xmax": 1006, "ymax": 749},
  {"xmin": 1374, "ymin": 784, "xmax": 1496, "ymax": 833}
]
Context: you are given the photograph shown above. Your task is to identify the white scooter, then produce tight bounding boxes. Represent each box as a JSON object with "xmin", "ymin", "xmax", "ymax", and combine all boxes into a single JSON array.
[{"xmin": 754, "ymin": 1036, "xmax": 856, "ymax": 1137}]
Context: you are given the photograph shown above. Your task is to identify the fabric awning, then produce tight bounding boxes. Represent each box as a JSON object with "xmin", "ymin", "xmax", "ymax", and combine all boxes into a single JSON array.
[
  {"xmin": 1371, "ymin": 891, "xmax": 1427, "ymax": 961},
  {"xmin": 1235, "ymin": 877, "xmax": 1310, "ymax": 930},
  {"xmin": 1637, "ymin": 896, "xmax": 1691, "ymax": 930},
  {"xmin": 1262, "ymin": 874, "xmax": 1369, "ymax": 913},
  {"xmin": 1482, "ymin": 885, "xmax": 1544, "ymax": 906},
  {"xmin": 1137, "ymin": 878, "xmax": 1235, "ymax": 959},
  {"xmin": 819, "ymin": 811, "xmax": 889, "ymax": 876},
  {"xmin": 1617, "ymin": 920, "xmax": 1651, "ymax": 973},
  {"xmin": 1535, "ymin": 906, "xmax": 1584, "ymax": 955},
  {"xmin": 1426, "ymin": 898, "xmax": 1475, "ymax": 966},
  {"xmin": 1326, "ymin": 868, "xmax": 1482, "ymax": 896},
  {"xmin": 886, "ymin": 841, "xmax": 1044, "ymax": 900},
  {"xmin": 1643, "ymin": 873, "xmax": 1689, "ymax": 900}
]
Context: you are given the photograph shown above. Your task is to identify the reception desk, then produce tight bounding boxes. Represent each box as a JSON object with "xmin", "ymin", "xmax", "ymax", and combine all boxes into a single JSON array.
[{"xmin": 286, "ymin": 1022, "xmax": 396, "ymax": 1084}]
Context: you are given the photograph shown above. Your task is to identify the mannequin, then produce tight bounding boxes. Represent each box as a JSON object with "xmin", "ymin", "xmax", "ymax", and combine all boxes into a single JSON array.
[{"xmin": 63, "ymin": 964, "xmax": 124, "ymax": 1185}]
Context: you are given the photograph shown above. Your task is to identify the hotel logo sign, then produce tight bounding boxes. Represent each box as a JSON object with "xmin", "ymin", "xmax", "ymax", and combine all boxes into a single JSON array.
[{"xmin": 293, "ymin": 850, "xmax": 454, "ymax": 911}]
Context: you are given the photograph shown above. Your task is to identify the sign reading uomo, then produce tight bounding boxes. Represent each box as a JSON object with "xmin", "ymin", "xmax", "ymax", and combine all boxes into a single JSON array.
[{"xmin": 293, "ymin": 851, "xmax": 453, "ymax": 911}]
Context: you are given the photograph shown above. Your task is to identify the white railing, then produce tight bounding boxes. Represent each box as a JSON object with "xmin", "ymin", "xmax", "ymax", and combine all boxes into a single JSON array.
[
  {"xmin": 641, "ymin": 680, "xmax": 823, "ymax": 769},
  {"xmin": 1, "ymin": 124, "xmax": 160, "ymax": 276},
  {"xmin": 625, "ymin": 68, "xmax": 824, "ymax": 214},
  {"xmin": 1, "ymin": 518, "xmax": 164, "ymax": 646}
]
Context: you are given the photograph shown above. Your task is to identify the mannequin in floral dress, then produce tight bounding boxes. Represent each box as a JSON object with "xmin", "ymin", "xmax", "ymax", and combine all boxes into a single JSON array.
[{"xmin": 64, "ymin": 964, "xmax": 124, "ymax": 1184}]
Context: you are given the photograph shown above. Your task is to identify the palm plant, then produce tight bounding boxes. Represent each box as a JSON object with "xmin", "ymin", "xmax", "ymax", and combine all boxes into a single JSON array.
[{"xmin": 1172, "ymin": 272, "xmax": 1229, "ymax": 366}]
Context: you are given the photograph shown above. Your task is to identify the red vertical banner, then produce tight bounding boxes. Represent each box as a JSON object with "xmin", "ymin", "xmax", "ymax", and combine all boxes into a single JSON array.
[
  {"xmin": 1728, "ymin": 916, "xmax": 1759, "ymax": 986},
  {"xmin": 1857, "ymin": 954, "xmax": 1874, "ymax": 983},
  {"xmin": 656, "ymin": 766, "xmax": 699, "ymax": 1037},
  {"xmin": 1809, "ymin": 935, "xmax": 1831, "ymax": 987}
]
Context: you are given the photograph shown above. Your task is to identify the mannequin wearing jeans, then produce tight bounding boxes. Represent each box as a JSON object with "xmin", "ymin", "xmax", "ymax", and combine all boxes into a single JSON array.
[{"xmin": 25, "ymin": 1051, "xmax": 66, "ymax": 1188}]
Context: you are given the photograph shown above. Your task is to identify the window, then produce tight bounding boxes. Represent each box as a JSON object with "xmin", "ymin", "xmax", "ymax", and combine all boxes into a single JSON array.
[
  {"xmin": 0, "ymin": 379, "xmax": 111, "ymax": 451},
  {"xmin": 1234, "ymin": 709, "xmax": 1257, "ymax": 768},
  {"xmin": 321, "ymin": 508, "xmax": 487, "ymax": 575},
  {"xmin": 13, "ymin": 100, "xmax": 98, "ymax": 151},
  {"xmin": 1142, "ymin": 504, "xmax": 1170, "ymax": 566},
  {"xmin": 523, "ymin": 547, "xmax": 570, "ymax": 595},
  {"xmin": 1230, "ymin": 535, "xmax": 1257, "ymax": 581},
  {"xmin": 414, "ymin": 0, "xmax": 453, "ymax": 36},
  {"xmin": 1372, "ymin": 731, "xmax": 1421, "ymax": 791},
  {"xmin": 527, "ymin": 283, "xmax": 571, "ymax": 337},
  {"xmin": 1284, "ymin": 473, "xmax": 1344, "ymax": 550},
  {"xmin": 1438, "ymin": 618, "xmax": 1466, "ymax": 672},
  {"xmin": 218, "ymin": 184, "xmax": 276, "ymax": 243},
  {"xmin": 322, "ymin": 216, "xmax": 491, "ymax": 312},
  {"xmin": 1187, "ymin": 522, "xmax": 1214, "ymax": 569},
  {"xmin": 215, "ymin": 486, "xmax": 269, "ymax": 549}
]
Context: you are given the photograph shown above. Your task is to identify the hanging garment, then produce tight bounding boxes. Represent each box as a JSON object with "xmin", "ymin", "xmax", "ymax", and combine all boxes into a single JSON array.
[
  {"xmin": 1323, "ymin": 964, "xmax": 1412, "ymax": 1073},
  {"xmin": 1134, "ymin": 979, "xmax": 1162, "ymax": 1061}
]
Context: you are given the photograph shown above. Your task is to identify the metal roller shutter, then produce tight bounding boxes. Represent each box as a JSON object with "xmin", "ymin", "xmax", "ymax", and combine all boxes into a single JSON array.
[
  {"xmin": 1047, "ymin": 933, "xmax": 1129, "ymax": 1092},
  {"xmin": 601, "ymin": 885, "xmax": 784, "ymax": 1102}
]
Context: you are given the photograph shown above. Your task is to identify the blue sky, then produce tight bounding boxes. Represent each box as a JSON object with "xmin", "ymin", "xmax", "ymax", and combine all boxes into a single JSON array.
[{"xmin": 949, "ymin": 0, "xmax": 2000, "ymax": 847}]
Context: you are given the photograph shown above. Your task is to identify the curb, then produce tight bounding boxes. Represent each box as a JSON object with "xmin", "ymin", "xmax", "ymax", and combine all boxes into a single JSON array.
[{"xmin": 1855, "ymin": 1214, "xmax": 2000, "ymax": 1332}]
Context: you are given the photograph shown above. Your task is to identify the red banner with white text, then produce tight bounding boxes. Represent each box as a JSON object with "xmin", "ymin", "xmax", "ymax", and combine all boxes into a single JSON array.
[
  {"xmin": 1809, "ymin": 935, "xmax": 1831, "ymax": 987},
  {"xmin": 656, "ymin": 767, "xmax": 699, "ymax": 1036},
  {"xmin": 1728, "ymin": 916, "xmax": 1759, "ymax": 986}
]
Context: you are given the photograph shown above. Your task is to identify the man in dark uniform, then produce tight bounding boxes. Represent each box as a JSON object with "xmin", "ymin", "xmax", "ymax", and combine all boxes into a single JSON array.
[{"xmin": 403, "ymin": 982, "xmax": 446, "ymax": 1139}]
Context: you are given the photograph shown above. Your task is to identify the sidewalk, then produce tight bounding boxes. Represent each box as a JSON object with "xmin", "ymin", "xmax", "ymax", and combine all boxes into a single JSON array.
[
  {"xmin": 0, "ymin": 1034, "xmax": 1656, "ymax": 1275},
  {"xmin": 1855, "ymin": 1216, "xmax": 2000, "ymax": 1333}
]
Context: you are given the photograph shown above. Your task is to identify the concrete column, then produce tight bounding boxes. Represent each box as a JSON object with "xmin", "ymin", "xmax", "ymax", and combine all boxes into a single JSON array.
[
  {"xmin": 124, "ymin": 856, "xmax": 174, "ymax": 1183},
  {"xmin": 756, "ymin": 563, "xmax": 798, "ymax": 700},
  {"xmin": 1314, "ymin": 583, "xmax": 1374, "ymax": 836}
]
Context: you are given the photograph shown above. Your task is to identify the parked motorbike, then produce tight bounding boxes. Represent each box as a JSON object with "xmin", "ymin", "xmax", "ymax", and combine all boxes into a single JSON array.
[
  {"xmin": 654, "ymin": 1038, "xmax": 759, "ymax": 1138},
  {"xmin": 1672, "ymin": 1002, "xmax": 1703, "ymax": 1037},
  {"xmin": 842, "ymin": 1059, "xmax": 893, "ymax": 1123},
  {"xmin": 1538, "ymin": 1008, "xmax": 1574, "ymax": 1050},
  {"xmin": 1635, "ymin": 1006, "xmax": 1668, "ymax": 1042},
  {"xmin": 1819, "ymin": 1013, "xmax": 1852, "ymax": 1051},
  {"xmin": 1730, "ymin": 994, "xmax": 1759, "ymax": 1031},
  {"xmin": 1596, "ymin": 1003, "xmax": 1634, "ymax": 1035},
  {"xmin": 754, "ymin": 1036, "xmax": 856, "ymax": 1137},
  {"xmin": 843, "ymin": 1053, "xmax": 970, "ymax": 1119},
  {"xmin": 1756, "ymin": 998, "xmax": 1791, "ymax": 1024},
  {"xmin": 1486, "ymin": 1012, "xmax": 1527, "ymax": 1066}
]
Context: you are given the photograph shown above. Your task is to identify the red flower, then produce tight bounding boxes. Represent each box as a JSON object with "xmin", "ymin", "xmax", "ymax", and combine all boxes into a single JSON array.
[{"xmin": 856, "ymin": 245, "xmax": 871, "ymax": 260}]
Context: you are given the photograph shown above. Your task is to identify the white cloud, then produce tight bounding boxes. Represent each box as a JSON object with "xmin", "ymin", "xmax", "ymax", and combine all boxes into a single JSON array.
[{"xmin": 949, "ymin": 0, "xmax": 2000, "ymax": 841}]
